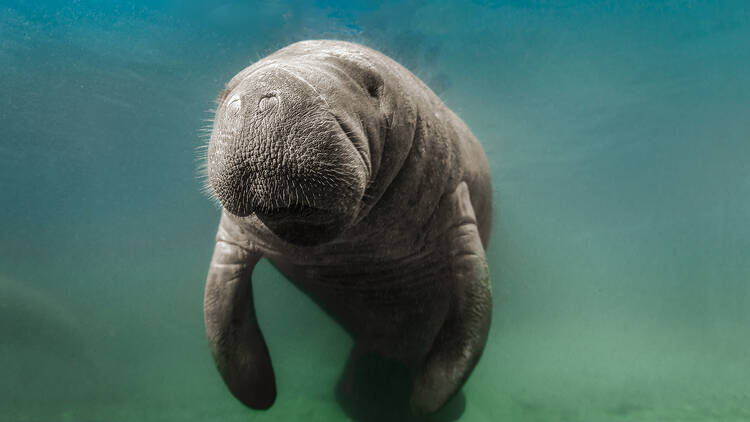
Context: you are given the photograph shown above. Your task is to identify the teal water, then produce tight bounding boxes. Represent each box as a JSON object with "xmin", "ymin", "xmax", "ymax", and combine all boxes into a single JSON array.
[{"xmin": 2, "ymin": 1, "xmax": 749, "ymax": 421}]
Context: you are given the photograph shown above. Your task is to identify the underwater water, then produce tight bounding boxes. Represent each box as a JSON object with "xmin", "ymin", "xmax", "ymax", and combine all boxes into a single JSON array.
[{"xmin": 2, "ymin": 0, "xmax": 749, "ymax": 420}]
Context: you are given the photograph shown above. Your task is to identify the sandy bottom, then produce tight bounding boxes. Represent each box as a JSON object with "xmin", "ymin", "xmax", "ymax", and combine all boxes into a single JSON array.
[{"xmin": 4, "ymin": 316, "xmax": 748, "ymax": 422}]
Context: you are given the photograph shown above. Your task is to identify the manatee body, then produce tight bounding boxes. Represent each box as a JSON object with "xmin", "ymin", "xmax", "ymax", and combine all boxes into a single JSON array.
[{"xmin": 203, "ymin": 40, "xmax": 493, "ymax": 414}]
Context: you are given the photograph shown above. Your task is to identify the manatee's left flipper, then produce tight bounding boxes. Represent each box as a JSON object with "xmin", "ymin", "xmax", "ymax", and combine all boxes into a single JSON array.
[
  {"xmin": 411, "ymin": 181, "xmax": 492, "ymax": 414},
  {"xmin": 204, "ymin": 219, "xmax": 276, "ymax": 410}
]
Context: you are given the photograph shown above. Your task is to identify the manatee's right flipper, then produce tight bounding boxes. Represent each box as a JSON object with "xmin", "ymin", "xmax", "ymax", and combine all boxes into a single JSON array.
[
  {"xmin": 204, "ymin": 220, "xmax": 276, "ymax": 409},
  {"xmin": 411, "ymin": 181, "xmax": 492, "ymax": 414}
]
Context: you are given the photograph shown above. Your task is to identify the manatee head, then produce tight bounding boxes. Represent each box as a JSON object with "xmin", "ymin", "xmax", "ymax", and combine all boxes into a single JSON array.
[{"xmin": 206, "ymin": 43, "xmax": 389, "ymax": 246}]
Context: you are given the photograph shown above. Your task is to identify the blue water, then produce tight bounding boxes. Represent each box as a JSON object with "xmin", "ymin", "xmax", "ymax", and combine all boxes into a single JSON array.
[{"xmin": 1, "ymin": 1, "xmax": 749, "ymax": 421}]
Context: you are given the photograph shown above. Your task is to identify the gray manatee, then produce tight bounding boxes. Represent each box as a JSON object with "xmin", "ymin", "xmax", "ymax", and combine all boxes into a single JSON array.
[{"xmin": 203, "ymin": 40, "xmax": 493, "ymax": 414}]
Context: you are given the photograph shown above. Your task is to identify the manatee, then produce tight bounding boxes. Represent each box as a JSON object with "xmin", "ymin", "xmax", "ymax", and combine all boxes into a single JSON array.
[{"xmin": 202, "ymin": 40, "xmax": 493, "ymax": 414}]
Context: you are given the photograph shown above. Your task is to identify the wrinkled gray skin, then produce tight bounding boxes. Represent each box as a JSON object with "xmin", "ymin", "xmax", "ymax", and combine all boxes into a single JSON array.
[{"xmin": 203, "ymin": 40, "xmax": 493, "ymax": 414}]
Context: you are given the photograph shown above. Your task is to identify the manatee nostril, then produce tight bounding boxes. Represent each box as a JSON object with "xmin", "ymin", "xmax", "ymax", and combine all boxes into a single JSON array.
[
  {"xmin": 258, "ymin": 95, "xmax": 278, "ymax": 112},
  {"xmin": 226, "ymin": 94, "xmax": 242, "ymax": 115}
]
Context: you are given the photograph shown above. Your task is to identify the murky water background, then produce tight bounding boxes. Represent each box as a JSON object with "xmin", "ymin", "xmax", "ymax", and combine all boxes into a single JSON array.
[{"xmin": 2, "ymin": 1, "xmax": 749, "ymax": 421}]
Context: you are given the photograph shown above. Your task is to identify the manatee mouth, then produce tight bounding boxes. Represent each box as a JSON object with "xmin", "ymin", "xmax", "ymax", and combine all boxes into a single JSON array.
[
  {"xmin": 255, "ymin": 205, "xmax": 344, "ymax": 246},
  {"xmin": 255, "ymin": 204, "xmax": 335, "ymax": 225}
]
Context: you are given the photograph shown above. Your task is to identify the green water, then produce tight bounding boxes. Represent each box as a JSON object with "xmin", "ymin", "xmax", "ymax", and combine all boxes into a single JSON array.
[{"xmin": 1, "ymin": 1, "xmax": 749, "ymax": 421}]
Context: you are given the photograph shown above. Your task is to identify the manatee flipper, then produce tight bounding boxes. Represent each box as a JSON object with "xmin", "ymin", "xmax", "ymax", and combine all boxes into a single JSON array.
[
  {"xmin": 204, "ymin": 238, "xmax": 276, "ymax": 409},
  {"xmin": 411, "ymin": 182, "xmax": 492, "ymax": 414}
]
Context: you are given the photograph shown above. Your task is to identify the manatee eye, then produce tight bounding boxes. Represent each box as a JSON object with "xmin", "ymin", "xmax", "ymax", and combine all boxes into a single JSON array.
[{"xmin": 364, "ymin": 72, "xmax": 384, "ymax": 98}]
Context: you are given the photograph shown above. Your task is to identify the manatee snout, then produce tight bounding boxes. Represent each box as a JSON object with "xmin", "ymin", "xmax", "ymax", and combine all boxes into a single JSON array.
[{"xmin": 206, "ymin": 65, "xmax": 369, "ymax": 245}]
